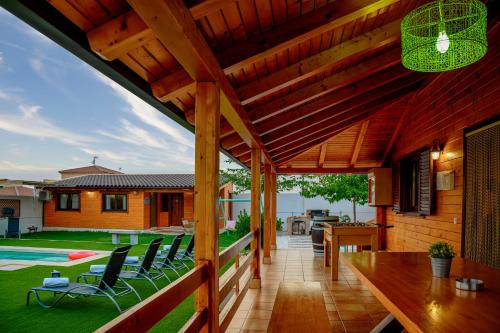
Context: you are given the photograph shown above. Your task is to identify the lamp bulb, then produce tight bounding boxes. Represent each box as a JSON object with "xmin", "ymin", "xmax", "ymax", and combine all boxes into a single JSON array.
[{"xmin": 436, "ymin": 31, "xmax": 450, "ymax": 54}]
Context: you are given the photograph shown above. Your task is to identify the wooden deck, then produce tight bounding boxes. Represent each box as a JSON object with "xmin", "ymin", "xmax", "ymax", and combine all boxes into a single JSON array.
[{"xmin": 227, "ymin": 249, "xmax": 390, "ymax": 333}]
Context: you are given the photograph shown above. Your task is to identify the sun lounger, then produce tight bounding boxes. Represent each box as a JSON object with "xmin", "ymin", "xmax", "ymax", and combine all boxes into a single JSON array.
[{"xmin": 26, "ymin": 245, "xmax": 139, "ymax": 313}]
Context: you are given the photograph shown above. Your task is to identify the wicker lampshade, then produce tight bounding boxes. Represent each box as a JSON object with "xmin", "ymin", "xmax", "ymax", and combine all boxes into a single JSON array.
[{"xmin": 401, "ymin": 0, "xmax": 487, "ymax": 72}]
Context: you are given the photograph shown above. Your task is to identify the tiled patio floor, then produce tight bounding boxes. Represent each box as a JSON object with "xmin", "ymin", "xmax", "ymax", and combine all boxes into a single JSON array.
[{"xmin": 227, "ymin": 249, "xmax": 390, "ymax": 333}]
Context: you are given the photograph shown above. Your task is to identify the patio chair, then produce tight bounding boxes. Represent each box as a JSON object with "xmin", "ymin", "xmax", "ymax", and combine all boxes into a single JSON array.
[
  {"xmin": 4, "ymin": 217, "xmax": 21, "ymax": 239},
  {"xmin": 153, "ymin": 234, "xmax": 185, "ymax": 277},
  {"xmin": 174, "ymin": 236, "xmax": 195, "ymax": 269},
  {"xmin": 79, "ymin": 238, "xmax": 169, "ymax": 291},
  {"xmin": 26, "ymin": 245, "xmax": 140, "ymax": 313}
]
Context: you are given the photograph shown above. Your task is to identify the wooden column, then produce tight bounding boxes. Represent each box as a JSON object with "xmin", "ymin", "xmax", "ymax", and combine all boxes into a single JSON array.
[
  {"xmin": 250, "ymin": 147, "xmax": 261, "ymax": 288},
  {"xmin": 271, "ymin": 171, "xmax": 277, "ymax": 250},
  {"xmin": 376, "ymin": 207, "xmax": 387, "ymax": 250},
  {"xmin": 194, "ymin": 82, "xmax": 220, "ymax": 332},
  {"xmin": 263, "ymin": 162, "xmax": 272, "ymax": 264}
]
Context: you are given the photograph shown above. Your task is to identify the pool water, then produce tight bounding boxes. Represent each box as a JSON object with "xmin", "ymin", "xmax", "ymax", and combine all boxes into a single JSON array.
[{"xmin": 0, "ymin": 250, "xmax": 69, "ymax": 262}]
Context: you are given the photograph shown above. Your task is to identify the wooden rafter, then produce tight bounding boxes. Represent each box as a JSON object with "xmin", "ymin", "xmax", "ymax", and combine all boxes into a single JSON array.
[
  {"xmin": 350, "ymin": 120, "xmax": 370, "ymax": 167},
  {"xmin": 237, "ymin": 20, "xmax": 401, "ymax": 105},
  {"xmin": 318, "ymin": 144, "xmax": 327, "ymax": 168},
  {"xmin": 127, "ymin": 0, "xmax": 273, "ymax": 164},
  {"xmin": 254, "ymin": 65, "xmax": 410, "ymax": 136},
  {"xmin": 270, "ymin": 83, "xmax": 423, "ymax": 165},
  {"xmin": 248, "ymin": 48, "xmax": 401, "ymax": 123},
  {"xmin": 277, "ymin": 167, "xmax": 372, "ymax": 174}
]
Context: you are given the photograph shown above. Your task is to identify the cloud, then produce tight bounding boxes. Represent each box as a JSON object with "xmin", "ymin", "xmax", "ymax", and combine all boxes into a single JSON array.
[
  {"xmin": 0, "ymin": 104, "xmax": 95, "ymax": 145},
  {"xmin": 91, "ymin": 70, "xmax": 194, "ymax": 148},
  {"xmin": 97, "ymin": 118, "xmax": 167, "ymax": 150},
  {"xmin": 0, "ymin": 89, "xmax": 10, "ymax": 100},
  {"xmin": 80, "ymin": 148, "xmax": 129, "ymax": 162},
  {"xmin": 0, "ymin": 160, "xmax": 54, "ymax": 172},
  {"xmin": 0, "ymin": 52, "xmax": 3, "ymax": 66}
]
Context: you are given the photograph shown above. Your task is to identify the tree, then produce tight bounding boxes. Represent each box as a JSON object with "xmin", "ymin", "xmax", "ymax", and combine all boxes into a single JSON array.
[
  {"xmin": 298, "ymin": 174, "xmax": 368, "ymax": 222},
  {"xmin": 220, "ymin": 160, "xmax": 300, "ymax": 194}
]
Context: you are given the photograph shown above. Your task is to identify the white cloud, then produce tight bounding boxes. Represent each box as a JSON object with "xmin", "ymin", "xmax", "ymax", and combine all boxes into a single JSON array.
[
  {"xmin": 97, "ymin": 118, "xmax": 167, "ymax": 150},
  {"xmin": 91, "ymin": 70, "xmax": 194, "ymax": 148},
  {"xmin": 0, "ymin": 52, "xmax": 4, "ymax": 66},
  {"xmin": 0, "ymin": 89, "xmax": 10, "ymax": 100},
  {"xmin": 80, "ymin": 148, "xmax": 128, "ymax": 162},
  {"xmin": 0, "ymin": 160, "xmax": 54, "ymax": 172},
  {"xmin": 0, "ymin": 104, "xmax": 95, "ymax": 145}
]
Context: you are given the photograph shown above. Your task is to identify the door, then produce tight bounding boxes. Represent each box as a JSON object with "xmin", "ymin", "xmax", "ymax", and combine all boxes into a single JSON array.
[
  {"xmin": 463, "ymin": 119, "xmax": 500, "ymax": 268},
  {"xmin": 169, "ymin": 193, "xmax": 184, "ymax": 226},
  {"xmin": 150, "ymin": 193, "xmax": 157, "ymax": 228}
]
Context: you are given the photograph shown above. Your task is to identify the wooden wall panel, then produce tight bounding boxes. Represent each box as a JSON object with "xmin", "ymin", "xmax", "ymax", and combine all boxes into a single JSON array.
[
  {"xmin": 385, "ymin": 33, "xmax": 500, "ymax": 253},
  {"xmin": 44, "ymin": 190, "xmax": 145, "ymax": 230},
  {"xmin": 183, "ymin": 191, "xmax": 194, "ymax": 221}
]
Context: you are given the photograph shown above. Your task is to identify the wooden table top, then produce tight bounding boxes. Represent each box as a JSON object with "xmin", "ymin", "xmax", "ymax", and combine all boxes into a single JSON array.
[
  {"xmin": 341, "ymin": 252, "xmax": 500, "ymax": 333},
  {"xmin": 267, "ymin": 282, "xmax": 330, "ymax": 333}
]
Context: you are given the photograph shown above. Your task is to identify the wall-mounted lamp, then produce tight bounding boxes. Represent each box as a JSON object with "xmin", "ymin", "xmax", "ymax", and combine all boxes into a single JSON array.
[{"xmin": 431, "ymin": 139, "xmax": 444, "ymax": 160}]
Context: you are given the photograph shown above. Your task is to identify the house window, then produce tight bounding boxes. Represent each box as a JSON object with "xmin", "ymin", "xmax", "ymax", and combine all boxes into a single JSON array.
[
  {"xmin": 160, "ymin": 193, "xmax": 169, "ymax": 212},
  {"xmin": 396, "ymin": 148, "xmax": 432, "ymax": 215},
  {"xmin": 103, "ymin": 194, "xmax": 127, "ymax": 212},
  {"xmin": 57, "ymin": 193, "xmax": 80, "ymax": 211}
]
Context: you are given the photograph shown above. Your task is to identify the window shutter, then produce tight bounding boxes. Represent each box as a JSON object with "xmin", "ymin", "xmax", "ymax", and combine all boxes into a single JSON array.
[
  {"xmin": 418, "ymin": 149, "xmax": 432, "ymax": 216},
  {"xmin": 392, "ymin": 162, "xmax": 401, "ymax": 212}
]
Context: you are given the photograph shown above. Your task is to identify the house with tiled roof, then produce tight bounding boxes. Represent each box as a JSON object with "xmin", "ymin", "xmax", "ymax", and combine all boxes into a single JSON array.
[
  {"xmin": 0, "ymin": 185, "xmax": 43, "ymax": 235},
  {"xmin": 44, "ymin": 174, "xmax": 232, "ymax": 231},
  {"xmin": 58, "ymin": 165, "xmax": 123, "ymax": 179}
]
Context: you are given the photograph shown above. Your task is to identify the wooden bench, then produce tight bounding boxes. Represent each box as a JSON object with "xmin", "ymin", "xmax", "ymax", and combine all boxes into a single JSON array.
[{"xmin": 267, "ymin": 282, "xmax": 330, "ymax": 333}]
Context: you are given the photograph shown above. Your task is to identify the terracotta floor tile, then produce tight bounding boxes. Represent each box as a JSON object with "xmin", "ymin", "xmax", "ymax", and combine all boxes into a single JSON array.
[
  {"xmin": 234, "ymin": 310, "xmax": 249, "ymax": 319},
  {"xmin": 247, "ymin": 309, "xmax": 272, "ymax": 320},
  {"xmin": 228, "ymin": 317, "xmax": 246, "ymax": 329},
  {"xmin": 330, "ymin": 320, "xmax": 346, "ymax": 333},
  {"xmin": 336, "ymin": 303, "xmax": 366, "ymax": 312},
  {"xmin": 252, "ymin": 302, "xmax": 274, "ymax": 310},
  {"xmin": 328, "ymin": 310, "xmax": 341, "ymax": 321},
  {"xmin": 242, "ymin": 318, "xmax": 270, "ymax": 330},
  {"xmin": 342, "ymin": 320, "xmax": 376, "ymax": 333}
]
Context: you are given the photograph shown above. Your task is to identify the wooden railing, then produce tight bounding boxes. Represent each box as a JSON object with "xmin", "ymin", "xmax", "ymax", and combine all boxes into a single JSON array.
[
  {"xmin": 95, "ymin": 263, "xmax": 208, "ymax": 333},
  {"xmin": 95, "ymin": 230, "xmax": 258, "ymax": 333},
  {"xmin": 218, "ymin": 230, "xmax": 258, "ymax": 332}
]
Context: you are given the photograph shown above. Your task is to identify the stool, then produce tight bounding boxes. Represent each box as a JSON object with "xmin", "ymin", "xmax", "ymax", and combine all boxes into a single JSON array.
[{"xmin": 292, "ymin": 220, "xmax": 305, "ymax": 235}]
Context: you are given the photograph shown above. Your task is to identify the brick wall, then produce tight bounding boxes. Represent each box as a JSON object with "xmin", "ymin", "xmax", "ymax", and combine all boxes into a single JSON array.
[{"xmin": 385, "ymin": 26, "xmax": 500, "ymax": 253}]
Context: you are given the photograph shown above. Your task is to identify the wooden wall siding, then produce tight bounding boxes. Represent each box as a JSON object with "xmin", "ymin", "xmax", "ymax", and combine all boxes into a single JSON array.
[
  {"xmin": 385, "ymin": 27, "xmax": 500, "ymax": 253},
  {"xmin": 144, "ymin": 192, "xmax": 151, "ymax": 229},
  {"xmin": 44, "ymin": 190, "xmax": 145, "ymax": 230},
  {"xmin": 184, "ymin": 191, "xmax": 194, "ymax": 221}
]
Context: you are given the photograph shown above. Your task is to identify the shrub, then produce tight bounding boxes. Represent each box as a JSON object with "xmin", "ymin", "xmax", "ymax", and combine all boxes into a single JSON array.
[
  {"xmin": 428, "ymin": 241, "xmax": 456, "ymax": 259},
  {"xmin": 235, "ymin": 209, "xmax": 250, "ymax": 239},
  {"xmin": 276, "ymin": 218, "xmax": 284, "ymax": 231}
]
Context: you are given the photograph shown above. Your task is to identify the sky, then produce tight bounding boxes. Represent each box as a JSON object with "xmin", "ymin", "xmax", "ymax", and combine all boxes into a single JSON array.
[{"xmin": 0, "ymin": 8, "xmax": 235, "ymax": 181}]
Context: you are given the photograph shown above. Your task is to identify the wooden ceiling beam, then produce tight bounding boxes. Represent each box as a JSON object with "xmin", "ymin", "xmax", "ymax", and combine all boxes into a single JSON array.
[
  {"xmin": 262, "ymin": 74, "xmax": 422, "ymax": 148},
  {"xmin": 218, "ymin": 0, "xmax": 400, "ymax": 72},
  {"xmin": 318, "ymin": 144, "xmax": 327, "ymax": 168},
  {"xmin": 248, "ymin": 48, "xmax": 401, "ymax": 123},
  {"xmin": 127, "ymin": 0, "xmax": 273, "ymax": 165},
  {"xmin": 350, "ymin": 120, "xmax": 370, "ymax": 166},
  {"xmin": 270, "ymin": 84, "xmax": 422, "ymax": 164},
  {"xmin": 237, "ymin": 20, "xmax": 401, "ymax": 105},
  {"xmin": 87, "ymin": 1, "xmax": 238, "ymax": 61},
  {"xmin": 276, "ymin": 167, "xmax": 372, "ymax": 175},
  {"xmin": 255, "ymin": 64, "xmax": 410, "ymax": 136}
]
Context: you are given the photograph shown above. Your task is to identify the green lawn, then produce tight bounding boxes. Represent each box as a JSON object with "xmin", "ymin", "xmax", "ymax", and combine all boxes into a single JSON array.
[{"xmin": 0, "ymin": 231, "xmax": 240, "ymax": 333}]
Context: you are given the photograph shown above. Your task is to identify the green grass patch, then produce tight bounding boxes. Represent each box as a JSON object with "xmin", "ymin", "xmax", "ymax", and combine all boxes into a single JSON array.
[{"xmin": 0, "ymin": 231, "xmax": 240, "ymax": 333}]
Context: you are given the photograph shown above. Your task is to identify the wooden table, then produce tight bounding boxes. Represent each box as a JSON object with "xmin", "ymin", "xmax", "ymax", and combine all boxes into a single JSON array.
[
  {"xmin": 268, "ymin": 282, "xmax": 330, "ymax": 333},
  {"xmin": 341, "ymin": 252, "xmax": 500, "ymax": 333},
  {"xmin": 323, "ymin": 223, "xmax": 378, "ymax": 280}
]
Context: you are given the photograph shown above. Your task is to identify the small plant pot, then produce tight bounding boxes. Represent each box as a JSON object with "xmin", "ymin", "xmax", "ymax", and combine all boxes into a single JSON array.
[{"xmin": 430, "ymin": 258, "xmax": 452, "ymax": 278}]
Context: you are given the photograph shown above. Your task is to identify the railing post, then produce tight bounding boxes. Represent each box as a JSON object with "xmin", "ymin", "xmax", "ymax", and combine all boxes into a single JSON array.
[
  {"xmin": 263, "ymin": 163, "xmax": 272, "ymax": 264},
  {"xmin": 250, "ymin": 147, "xmax": 261, "ymax": 288},
  {"xmin": 235, "ymin": 254, "xmax": 240, "ymax": 294},
  {"xmin": 194, "ymin": 82, "xmax": 220, "ymax": 332},
  {"xmin": 271, "ymin": 170, "xmax": 277, "ymax": 250}
]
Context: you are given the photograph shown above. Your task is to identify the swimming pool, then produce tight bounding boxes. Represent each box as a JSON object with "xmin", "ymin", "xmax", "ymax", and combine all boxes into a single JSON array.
[{"xmin": 0, "ymin": 250, "xmax": 69, "ymax": 262}]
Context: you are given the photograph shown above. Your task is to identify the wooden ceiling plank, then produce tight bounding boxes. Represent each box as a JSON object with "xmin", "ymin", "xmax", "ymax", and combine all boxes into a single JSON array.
[
  {"xmin": 276, "ymin": 167, "xmax": 371, "ymax": 174},
  {"xmin": 219, "ymin": 0, "xmax": 400, "ymax": 72},
  {"xmin": 318, "ymin": 144, "xmax": 327, "ymax": 168},
  {"xmin": 237, "ymin": 20, "xmax": 401, "ymax": 105},
  {"xmin": 248, "ymin": 48, "xmax": 401, "ymax": 122},
  {"xmin": 127, "ymin": 0, "xmax": 273, "ymax": 165},
  {"xmin": 255, "ymin": 64, "xmax": 410, "ymax": 135},
  {"xmin": 262, "ymin": 74, "xmax": 421, "ymax": 147},
  {"xmin": 350, "ymin": 120, "xmax": 370, "ymax": 166}
]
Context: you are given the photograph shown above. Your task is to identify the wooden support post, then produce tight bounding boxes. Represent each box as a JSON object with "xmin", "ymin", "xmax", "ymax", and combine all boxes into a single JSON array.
[
  {"xmin": 250, "ymin": 147, "xmax": 261, "ymax": 288},
  {"xmin": 194, "ymin": 82, "xmax": 220, "ymax": 332},
  {"xmin": 271, "ymin": 171, "xmax": 277, "ymax": 250},
  {"xmin": 263, "ymin": 163, "xmax": 272, "ymax": 264}
]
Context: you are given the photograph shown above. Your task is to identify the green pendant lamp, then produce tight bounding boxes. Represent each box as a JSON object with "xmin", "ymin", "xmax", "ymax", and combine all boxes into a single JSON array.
[{"xmin": 401, "ymin": 0, "xmax": 487, "ymax": 72}]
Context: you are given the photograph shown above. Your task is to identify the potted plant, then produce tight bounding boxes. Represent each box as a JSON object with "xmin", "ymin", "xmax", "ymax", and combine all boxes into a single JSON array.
[{"xmin": 428, "ymin": 241, "xmax": 456, "ymax": 278}]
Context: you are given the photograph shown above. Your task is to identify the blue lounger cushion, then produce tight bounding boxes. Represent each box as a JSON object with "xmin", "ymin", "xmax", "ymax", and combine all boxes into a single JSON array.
[
  {"xmin": 163, "ymin": 245, "xmax": 171, "ymax": 251},
  {"xmin": 90, "ymin": 264, "xmax": 106, "ymax": 273},
  {"xmin": 43, "ymin": 277, "xmax": 70, "ymax": 288},
  {"xmin": 125, "ymin": 256, "xmax": 139, "ymax": 264}
]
